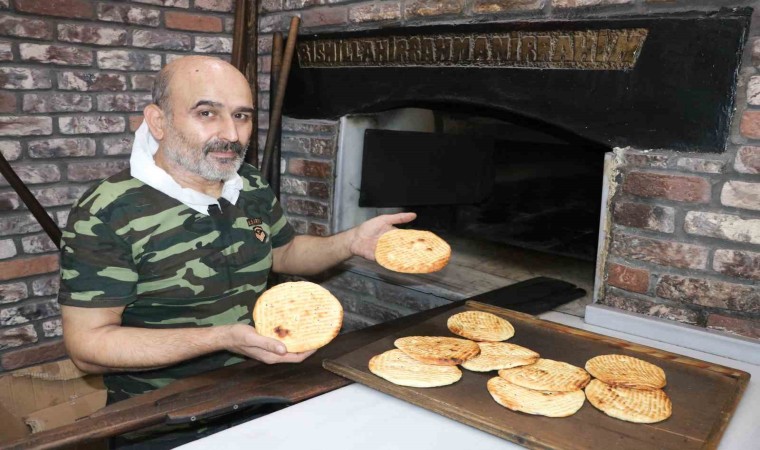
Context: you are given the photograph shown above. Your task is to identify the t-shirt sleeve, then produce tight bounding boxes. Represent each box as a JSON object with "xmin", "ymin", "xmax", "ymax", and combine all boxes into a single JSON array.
[
  {"xmin": 269, "ymin": 194, "xmax": 296, "ymax": 248},
  {"xmin": 58, "ymin": 205, "xmax": 138, "ymax": 308}
]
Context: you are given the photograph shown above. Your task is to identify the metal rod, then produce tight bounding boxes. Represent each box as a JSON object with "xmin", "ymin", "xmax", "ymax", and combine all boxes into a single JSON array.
[
  {"xmin": 260, "ymin": 16, "xmax": 299, "ymax": 180},
  {"xmin": 245, "ymin": 0, "xmax": 260, "ymax": 167},
  {"xmin": 0, "ymin": 152, "xmax": 61, "ymax": 248}
]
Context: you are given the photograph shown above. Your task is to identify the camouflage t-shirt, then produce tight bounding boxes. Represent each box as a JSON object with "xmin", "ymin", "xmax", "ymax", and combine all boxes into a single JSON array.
[{"xmin": 58, "ymin": 163, "xmax": 295, "ymax": 402}]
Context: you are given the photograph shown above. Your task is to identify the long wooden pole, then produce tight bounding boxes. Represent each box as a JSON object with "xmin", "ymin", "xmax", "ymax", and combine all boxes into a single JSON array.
[
  {"xmin": 230, "ymin": 0, "xmax": 248, "ymax": 71},
  {"xmin": 267, "ymin": 32, "xmax": 283, "ymax": 191},
  {"xmin": 0, "ymin": 152, "xmax": 61, "ymax": 248},
  {"xmin": 245, "ymin": 0, "xmax": 260, "ymax": 167},
  {"xmin": 261, "ymin": 16, "xmax": 299, "ymax": 180}
]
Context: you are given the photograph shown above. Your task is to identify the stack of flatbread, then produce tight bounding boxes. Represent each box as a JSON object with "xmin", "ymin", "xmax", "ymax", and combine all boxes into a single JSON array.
[
  {"xmin": 488, "ymin": 358, "xmax": 590, "ymax": 417},
  {"xmin": 584, "ymin": 354, "xmax": 671, "ymax": 423}
]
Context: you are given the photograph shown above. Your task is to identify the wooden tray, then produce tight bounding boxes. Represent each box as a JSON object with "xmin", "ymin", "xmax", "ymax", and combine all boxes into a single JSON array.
[{"xmin": 323, "ymin": 301, "xmax": 750, "ymax": 450}]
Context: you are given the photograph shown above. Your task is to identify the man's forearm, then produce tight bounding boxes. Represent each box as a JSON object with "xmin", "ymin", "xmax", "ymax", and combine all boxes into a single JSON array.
[
  {"xmin": 273, "ymin": 230, "xmax": 357, "ymax": 276},
  {"xmin": 66, "ymin": 324, "xmax": 231, "ymax": 374}
]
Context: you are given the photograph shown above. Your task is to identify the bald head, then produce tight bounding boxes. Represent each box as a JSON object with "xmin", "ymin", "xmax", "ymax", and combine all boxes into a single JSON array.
[{"xmin": 151, "ymin": 56, "xmax": 248, "ymax": 116}]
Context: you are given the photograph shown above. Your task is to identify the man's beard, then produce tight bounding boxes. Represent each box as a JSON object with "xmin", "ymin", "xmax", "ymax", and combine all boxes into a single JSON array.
[{"xmin": 162, "ymin": 126, "xmax": 247, "ymax": 182}]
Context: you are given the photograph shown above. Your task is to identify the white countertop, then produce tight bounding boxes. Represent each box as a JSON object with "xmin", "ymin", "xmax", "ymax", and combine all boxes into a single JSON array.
[{"xmin": 178, "ymin": 311, "xmax": 759, "ymax": 450}]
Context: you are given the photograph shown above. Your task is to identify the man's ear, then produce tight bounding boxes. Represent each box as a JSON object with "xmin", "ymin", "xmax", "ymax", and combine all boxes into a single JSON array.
[{"xmin": 143, "ymin": 104, "xmax": 166, "ymax": 140}]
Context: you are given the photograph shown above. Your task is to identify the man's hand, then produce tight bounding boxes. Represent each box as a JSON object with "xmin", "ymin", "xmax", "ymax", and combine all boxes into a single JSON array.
[
  {"xmin": 348, "ymin": 212, "xmax": 417, "ymax": 260},
  {"xmin": 225, "ymin": 324, "xmax": 316, "ymax": 364}
]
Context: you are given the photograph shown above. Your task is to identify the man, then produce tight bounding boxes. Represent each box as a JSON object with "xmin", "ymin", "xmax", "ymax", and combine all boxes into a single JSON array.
[{"xmin": 58, "ymin": 56, "xmax": 414, "ymax": 446}]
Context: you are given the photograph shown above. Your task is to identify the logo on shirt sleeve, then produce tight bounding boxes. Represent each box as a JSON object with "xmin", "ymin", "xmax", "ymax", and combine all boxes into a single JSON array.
[{"xmin": 247, "ymin": 218, "xmax": 268, "ymax": 243}]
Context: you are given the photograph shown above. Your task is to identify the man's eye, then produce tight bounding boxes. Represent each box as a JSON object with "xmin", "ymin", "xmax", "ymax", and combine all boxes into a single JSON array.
[
  {"xmin": 235, "ymin": 113, "xmax": 251, "ymax": 120},
  {"xmin": 199, "ymin": 110, "xmax": 213, "ymax": 117}
]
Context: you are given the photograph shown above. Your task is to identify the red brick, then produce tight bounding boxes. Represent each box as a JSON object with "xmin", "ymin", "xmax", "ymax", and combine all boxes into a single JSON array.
[
  {"xmin": 610, "ymin": 233, "xmax": 708, "ymax": 270},
  {"xmin": 713, "ymin": 249, "xmax": 760, "ymax": 281},
  {"xmin": 684, "ymin": 211, "xmax": 760, "ymax": 245},
  {"xmin": 288, "ymin": 158, "xmax": 332, "ymax": 178},
  {"xmin": 622, "ymin": 171, "xmax": 710, "ymax": 203},
  {"xmin": 67, "ymin": 160, "xmax": 130, "ymax": 181},
  {"xmin": 165, "ymin": 11, "xmax": 223, "ymax": 32},
  {"xmin": 19, "ymin": 43, "xmax": 92, "ymax": 66},
  {"xmin": 600, "ymin": 294, "xmax": 699, "ymax": 325},
  {"xmin": 0, "ymin": 163, "xmax": 60, "ymax": 186},
  {"xmin": 720, "ymin": 181, "xmax": 760, "ymax": 211},
  {"xmin": 656, "ymin": 275, "xmax": 758, "ymax": 313},
  {"xmin": 308, "ymin": 181, "xmax": 329, "ymax": 199},
  {"xmin": 302, "ymin": 7, "xmax": 348, "ymax": 28},
  {"xmin": 706, "ymin": 314, "xmax": 760, "ymax": 339},
  {"xmin": 405, "ymin": 0, "xmax": 463, "ymax": 17},
  {"xmin": 349, "ymin": 3, "xmax": 401, "ymax": 23},
  {"xmin": 740, "ymin": 110, "xmax": 760, "ymax": 139},
  {"xmin": 97, "ymin": 4, "xmax": 161, "ymax": 27},
  {"xmin": 132, "ymin": 30, "xmax": 191, "ymax": 51},
  {"xmin": 194, "ymin": 0, "xmax": 233, "ymax": 12},
  {"xmin": 735, "ymin": 146, "xmax": 760, "ymax": 174},
  {"xmin": 0, "ymin": 324, "xmax": 37, "ymax": 350},
  {"xmin": 0, "ymin": 14, "xmax": 53, "ymax": 39},
  {"xmin": 0, "ymin": 67, "xmax": 52, "ymax": 90},
  {"xmin": 59, "ymin": 115, "xmax": 125, "ymax": 134},
  {"xmin": 607, "ymin": 263, "xmax": 649, "ymax": 294},
  {"xmin": 13, "ymin": 0, "xmax": 94, "ymax": 19},
  {"xmin": 0, "ymin": 254, "xmax": 59, "ymax": 281},
  {"xmin": 612, "ymin": 201, "xmax": 674, "ymax": 233},
  {"xmin": 22, "ymin": 93, "xmax": 91, "ymax": 113},
  {"xmin": 261, "ymin": 0, "xmax": 283, "ymax": 13},
  {"xmin": 473, "ymin": 0, "xmax": 544, "ymax": 13},
  {"xmin": 0, "ymin": 40, "xmax": 10, "ymax": 61},
  {"xmin": 28, "ymin": 138, "xmax": 96, "ymax": 158},
  {"xmin": 131, "ymin": 74, "xmax": 155, "ymax": 91},
  {"xmin": 0, "ymin": 282, "xmax": 28, "ymax": 304},
  {"xmin": 32, "ymin": 185, "xmax": 89, "ymax": 207},
  {"xmin": 1, "ymin": 339, "xmax": 66, "ymax": 371},
  {"xmin": 59, "ymin": 71, "xmax": 127, "ymax": 92},
  {"xmin": 286, "ymin": 198, "xmax": 328, "ymax": 218},
  {"xmin": 555, "ymin": 0, "xmax": 633, "ymax": 7},
  {"xmin": 57, "ymin": 24, "xmax": 127, "ymax": 46},
  {"xmin": 308, "ymin": 222, "xmax": 329, "ymax": 236},
  {"xmin": 0, "ymin": 116, "xmax": 52, "ymax": 136},
  {"xmin": 97, "ymin": 93, "xmax": 151, "ymax": 112},
  {"xmin": 0, "ymin": 91, "xmax": 16, "ymax": 113}
]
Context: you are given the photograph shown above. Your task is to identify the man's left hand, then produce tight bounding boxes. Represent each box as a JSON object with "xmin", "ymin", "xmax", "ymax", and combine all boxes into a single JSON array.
[{"xmin": 348, "ymin": 212, "xmax": 417, "ymax": 260}]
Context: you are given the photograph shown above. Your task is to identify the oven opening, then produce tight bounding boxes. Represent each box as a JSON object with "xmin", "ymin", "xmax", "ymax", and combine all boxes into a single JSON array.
[{"xmin": 332, "ymin": 107, "xmax": 609, "ymax": 316}]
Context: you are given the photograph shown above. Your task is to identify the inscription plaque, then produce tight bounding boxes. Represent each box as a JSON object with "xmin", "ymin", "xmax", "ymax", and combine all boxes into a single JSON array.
[{"xmin": 297, "ymin": 29, "xmax": 648, "ymax": 70}]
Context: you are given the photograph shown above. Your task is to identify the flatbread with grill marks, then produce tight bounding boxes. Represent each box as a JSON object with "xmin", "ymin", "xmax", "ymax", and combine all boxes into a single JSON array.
[
  {"xmin": 585, "ymin": 379, "xmax": 672, "ymax": 423},
  {"xmin": 498, "ymin": 358, "xmax": 591, "ymax": 392},
  {"xmin": 374, "ymin": 229, "xmax": 451, "ymax": 273},
  {"xmin": 447, "ymin": 311, "xmax": 515, "ymax": 342},
  {"xmin": 487, "ymin": 376, "xmax": 586, "ymax": 418},
  {"xmin": 369, "ymin": 349, "xmax": 462, "ymax": 388},
  {"xmin": 253, "ymin": 281, "xmax": 343, "ymax": 353},
  {"xmin": 394, "ymin": 336, "xmax": 480, "ymax": 366},
  {"xmin": 461, "ymin": 342, "xmax": 539, "ymax": 372},
  {"xmin": 585, "ymin": 354, "xmax": 666, "ymax": 390}
]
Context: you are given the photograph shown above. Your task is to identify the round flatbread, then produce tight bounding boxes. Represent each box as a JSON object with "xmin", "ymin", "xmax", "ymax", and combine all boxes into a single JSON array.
[
  {"xmin": 585, "ymin": 354, "xmax": 666, "ymax": 390},
  {"xmin": 498, "ymin": 358, "xmax": 591, "ymax": 392},
  {"xmin": 374, "ymin": 229, "xmax": 451, "ymax": 274},
  {"xmin": 252, "ymin": 281, "xmax": 343, "ymax": 353},
  {"xmin": 447, "ymin": 311, "xmax": 515, "ymax": 342},
  {"xmin": 487, "ymin": 377, "xmax": 586, "ymax": 418},
  {"xmin": 394, "ymin": 336, "xmax": 480, "ymax": 366},
  {"xmin": 585, "ymin": 379, "xmax": 672, "ymax": 423},
  {"xmin": 461, "ymin": 342, "xmax": 539, "ymax": 372},
  {"xmin": 369, "ymin": 349, "xmax": 462, "ymax": 388}
]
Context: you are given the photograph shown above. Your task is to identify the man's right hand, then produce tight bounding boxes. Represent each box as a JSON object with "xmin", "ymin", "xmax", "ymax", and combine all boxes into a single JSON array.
[{"xmin": 225, "ymin": 323, "xmax": 316, "ymax": 364}]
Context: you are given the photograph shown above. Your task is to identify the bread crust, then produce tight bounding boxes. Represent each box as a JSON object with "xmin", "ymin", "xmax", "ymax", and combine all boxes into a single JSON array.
[
  {"xmin": 374, "ymin": 229, "xmax": 451, "ymax": 273},
  {"xmin": 253, "ymin": 281, "xmax": 343, "ymax": 353}
]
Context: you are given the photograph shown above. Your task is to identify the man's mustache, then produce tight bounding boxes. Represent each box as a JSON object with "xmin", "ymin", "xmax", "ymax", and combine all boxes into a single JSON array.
[{"xmin": 203, "ymin": 140, "xmax": 246, "ymax": 156}]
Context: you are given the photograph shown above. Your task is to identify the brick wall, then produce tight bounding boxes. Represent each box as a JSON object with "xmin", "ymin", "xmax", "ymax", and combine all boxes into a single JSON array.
[
  {"xmin": 257, "ymin": 1, "xmax": 759, "ymax": 340},
  {"xmin": 0, "ymin": 0, "xmax": 236, "ymax": 372}
]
